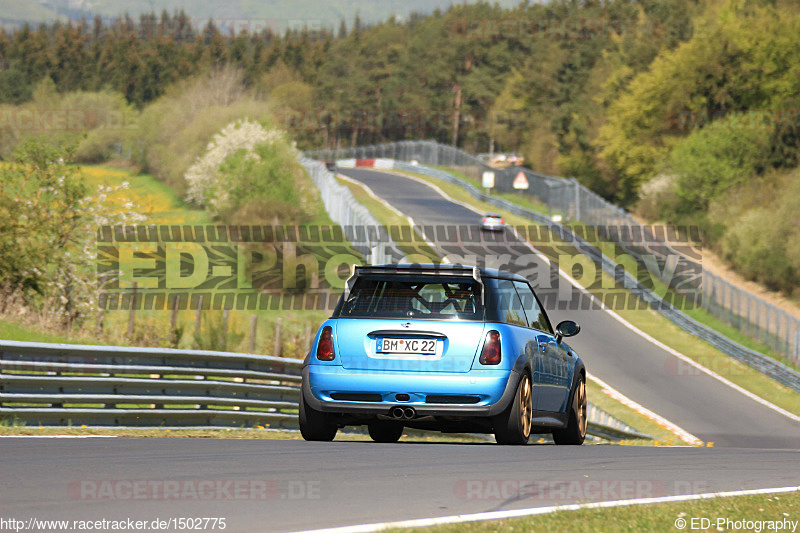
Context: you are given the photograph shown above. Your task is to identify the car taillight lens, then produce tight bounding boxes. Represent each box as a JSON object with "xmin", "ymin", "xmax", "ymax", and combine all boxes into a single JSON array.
[
  {"xmin": 500, "ymin": 218, "xmax": 505, "ymax": 224},
  {"xmin": 482, "ymin": 217, "xmax": 487, "ymax": 223},
  {"xmin": 479, "ymin": 330, "xmax": 501, "ymax": 365},
  {"xmin": 316, "ymin": 326, "xmax": 335, "ymax": 361}
]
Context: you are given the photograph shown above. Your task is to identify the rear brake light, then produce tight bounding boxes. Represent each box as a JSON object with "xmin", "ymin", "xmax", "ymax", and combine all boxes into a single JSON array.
[
  {"xmin": 479, "ymin": 330, "xmax": 501, "ymax": 365},
  {"xmin": 482, "ymin": 217, "xmax": 487, "ymax": 223},
  {"xmin": 316, "ymin": 326, "xmax": 335, "ymax": 361},
  {"xmin": 500, "ymin": 218, "xmax": 505, "ymax": 224}
]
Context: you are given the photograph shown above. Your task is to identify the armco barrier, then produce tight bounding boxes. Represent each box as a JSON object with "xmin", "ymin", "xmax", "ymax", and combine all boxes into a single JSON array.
[
  {"xmin": 0, "ymin": 340, "xmax": 302, "ymax": 428},
  {"xmin": 0, "ymin": 340, "xmax": 647, "ymax": 440}
]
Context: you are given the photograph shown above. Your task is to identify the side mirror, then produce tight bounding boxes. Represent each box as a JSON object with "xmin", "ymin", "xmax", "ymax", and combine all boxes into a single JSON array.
[{"xmin": 555, "ymin": 320, "xmax": 580, "ymax": 343}]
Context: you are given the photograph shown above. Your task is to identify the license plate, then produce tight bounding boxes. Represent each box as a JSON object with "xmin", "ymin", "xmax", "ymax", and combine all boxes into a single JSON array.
[{"xmin": 377, "ymin": 338, "xmax": 436, "ymax": 355}]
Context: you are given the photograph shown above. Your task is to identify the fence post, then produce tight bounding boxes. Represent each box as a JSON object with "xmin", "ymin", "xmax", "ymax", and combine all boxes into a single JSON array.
[
  {"xmin": 249, "ymin": 314, "xmax": 258, "ymax": 353},
  {"xmin": 221, "ymin": 309, "xmax": 229, "ymax": 349},
  {"xmin": 274, "ymin": 317, "xmax": 282, "ymax": 357},
  {"xmin": 782, "ymin": 311, "xmax": 791, "ymax": 355},
  {"xmin": 169, "ymin": 299, "xmax": 179, "ymax": 347},
  {"xmin": 195, "ymin": 294, "xmax": 203, "ymax": 344},
  {"xmin": 746, "ymin": 292, "xmax": 752, "ymax": 337},
  {"xmin": 95, "ymin": 308, "xmax": 105, "ymax": 337},
  {"xmin": 127, "ymin": 281, "xmax": 137, "ymax": 340},
  {"xmin": 794, "ymin": 327, "xmax": 799, "ymax": 362},
  {"xmin": 767, "ymin": 309, "xmax": 780, "ymax": 346}
]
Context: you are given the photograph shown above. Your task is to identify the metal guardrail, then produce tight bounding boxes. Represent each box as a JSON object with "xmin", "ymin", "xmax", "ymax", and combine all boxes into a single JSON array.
[
  {"xmin": 0, "ymin": 340, "xmax": 648, "ymax": 440},
  {"xmin": 0, "ymin": 340, "xmax": 302, "ymax": 428}
]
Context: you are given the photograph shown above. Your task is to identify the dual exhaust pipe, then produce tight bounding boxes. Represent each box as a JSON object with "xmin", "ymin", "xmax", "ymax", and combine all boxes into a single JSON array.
[{"xmin": 390, "ymin": 406, "xmax": 416, "ymax": 420}]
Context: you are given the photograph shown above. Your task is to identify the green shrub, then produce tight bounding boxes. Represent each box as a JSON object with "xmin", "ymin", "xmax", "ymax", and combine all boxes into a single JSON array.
[
  {"xmin": 720, "ymin": 208, "xmax": 795, "ymax": 292},
  {"xmin": 185, "ymin": 118, "xmax": 312, "ymax": 224},
  {"xmin": 712, "ymin": 168, "xmax": 800, "ymax": 294},
  {"xmin": 63, "ymin": 90, "xmax": 138, "ymax": 163},
  {"xmin": 667, "ymin": 111, "xmax": 772, "ymax": 216},
  {"xmin": 0, "ymin": 81, "xmax": 136, "ymax": 162},
  {"xmin": 222, "ymin": 142, "xmax": 304, "ymax": 218}
]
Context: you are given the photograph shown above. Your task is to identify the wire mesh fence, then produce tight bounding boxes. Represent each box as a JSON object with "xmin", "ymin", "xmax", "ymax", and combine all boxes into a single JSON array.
[
  {"xmin": 305, "ymin": 141, "xmax": 800, "ymax": 362},
  {"xmin": 300, "ymin": 158, "xmax": 403, "ymax": 265}
]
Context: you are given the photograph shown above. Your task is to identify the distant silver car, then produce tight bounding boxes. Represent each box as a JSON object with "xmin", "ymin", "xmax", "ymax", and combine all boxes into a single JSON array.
[{"xmin": 481, "ymin": 213, "xmax": 505, "ymax": 232}]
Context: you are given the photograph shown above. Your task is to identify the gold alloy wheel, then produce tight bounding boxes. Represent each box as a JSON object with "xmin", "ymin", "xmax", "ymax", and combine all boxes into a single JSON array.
[
  {"xmin": 520, "ymin": 374, "xmax": 532, "ymax": 437},
  {"xmin": 576, "ymin": 379, "xmax": 587, "ymax": 438}
]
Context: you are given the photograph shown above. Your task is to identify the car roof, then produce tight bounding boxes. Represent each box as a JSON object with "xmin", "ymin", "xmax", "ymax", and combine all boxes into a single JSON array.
[{"xmin": 354, "ymin": 263, "xmax": 527, "ymax": 282}]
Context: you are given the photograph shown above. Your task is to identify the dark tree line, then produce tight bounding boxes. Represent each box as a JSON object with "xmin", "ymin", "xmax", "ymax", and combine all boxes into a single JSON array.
[{"xmin": 0, "ymin": 1, "xmax": 701, "ymax": 196}]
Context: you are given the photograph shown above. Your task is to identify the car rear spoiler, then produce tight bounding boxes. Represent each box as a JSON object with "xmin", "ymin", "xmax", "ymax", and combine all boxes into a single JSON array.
[{"xmin": 343, "ymin": 263, "xmax": 484, "ymax": 305}]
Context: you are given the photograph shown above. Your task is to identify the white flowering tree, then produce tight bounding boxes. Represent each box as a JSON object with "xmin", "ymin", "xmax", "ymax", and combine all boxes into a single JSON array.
[{"xmin": 185, "ymin": 119, "xmax": 296, "ymax": 217}]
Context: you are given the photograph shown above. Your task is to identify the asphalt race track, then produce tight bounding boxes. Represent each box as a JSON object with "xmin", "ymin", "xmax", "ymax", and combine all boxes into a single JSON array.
[
  {"xmin": 339, "ymin": 167, "xmax": 800, "ymax": 449},
  {"xmin": 2, "ymin": 438, "xmax": 800, "ymax": 533}
]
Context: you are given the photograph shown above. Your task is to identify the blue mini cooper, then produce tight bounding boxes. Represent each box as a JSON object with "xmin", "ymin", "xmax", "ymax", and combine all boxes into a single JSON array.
[{"xmin": 300, "ymin": 264, "xmax": 586, "ymax": 445}]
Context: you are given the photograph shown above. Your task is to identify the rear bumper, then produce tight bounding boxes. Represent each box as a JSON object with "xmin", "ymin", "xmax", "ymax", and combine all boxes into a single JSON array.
[
  {"xmin": 302, "ymin": 365, "xmax": 519, "ymax": 417},
  {"xmin": 480, "ymin": 223, "xmax": 504, "ymax": 232}
]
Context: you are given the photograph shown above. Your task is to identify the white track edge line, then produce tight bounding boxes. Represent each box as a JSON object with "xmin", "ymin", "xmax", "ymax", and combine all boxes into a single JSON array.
[{"xmin": 294, "ymin": 485, "xmax": 800, "ymax": 533}]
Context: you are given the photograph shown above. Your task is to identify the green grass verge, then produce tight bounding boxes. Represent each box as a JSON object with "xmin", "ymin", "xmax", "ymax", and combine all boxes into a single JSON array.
[
  {"xmin": 389, "ymin": 490, "xmax": 800, "ymax": 533},
  {"xmin": 0, "ymin": 320, "xmax": 78, "ymax": 344},
  {"xmin": 397, "ymin": 169, "xmax": 800, "ymax": 418}
]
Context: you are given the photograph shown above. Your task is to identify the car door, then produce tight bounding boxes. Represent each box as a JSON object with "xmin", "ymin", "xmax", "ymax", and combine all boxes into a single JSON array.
[
  {"xmin": 486, "ymin": 278, "xmax": 539, "ymax": 376},
  {"xmin": 513, "ymin": 281, "xmax": 571, "ymax": 413}
]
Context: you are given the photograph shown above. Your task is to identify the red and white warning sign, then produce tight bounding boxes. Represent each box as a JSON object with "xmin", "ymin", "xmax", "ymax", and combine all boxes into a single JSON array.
[{"xmin": 512, "ymin": 171, "xmax": 529, "ymax": 190}]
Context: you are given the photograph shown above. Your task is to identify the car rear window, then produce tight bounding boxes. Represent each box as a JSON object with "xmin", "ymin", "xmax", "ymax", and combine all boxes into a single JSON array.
[{"xmin": 336, "ymin": 275, "xmax": 483, "ymax": 320}]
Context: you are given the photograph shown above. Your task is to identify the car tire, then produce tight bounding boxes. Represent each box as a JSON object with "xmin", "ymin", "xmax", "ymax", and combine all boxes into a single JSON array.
[
  {"xmin": 299, "ymin": 393, "xmax": 337, "ymax": 442},
  {"xmin": 552, "ymin": 375, "xmax": 587, "ymax": 446},
  {"xmin": 367, "ymin": 421, "xmax": 404, "ymax": 443},
  {"xmin": 494, "ymin": 372, "xmax": 533, "ymax": 445}
]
